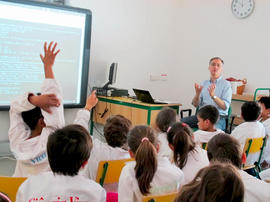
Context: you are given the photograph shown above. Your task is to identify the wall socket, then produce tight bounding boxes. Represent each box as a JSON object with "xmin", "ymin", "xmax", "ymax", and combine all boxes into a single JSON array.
[{"xmin": 150, "ymin": 74, "xmax": 168, "ymax": 81}]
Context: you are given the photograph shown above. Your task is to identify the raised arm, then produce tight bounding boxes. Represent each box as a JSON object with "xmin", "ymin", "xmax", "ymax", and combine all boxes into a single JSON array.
[
  {"xmin": 39, "ymin": 41, "xmax": 64, "ymax": 127},
  {"xmin": 40, "ymin": 41, "xmax": 60, "ymax": 79},
  {"xmin": 73, "ymin": 90, "xmax": 98, "ymax": 130},
  {"xmin": 192, "ymin": 83, "xmax": 203, "ymax": 107}
]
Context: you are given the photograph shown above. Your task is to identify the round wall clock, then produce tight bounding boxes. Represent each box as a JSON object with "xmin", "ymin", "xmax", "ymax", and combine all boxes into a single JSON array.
[{"xmin": 231, "ymin": 0, "xmax": 255, "ymax": 19}]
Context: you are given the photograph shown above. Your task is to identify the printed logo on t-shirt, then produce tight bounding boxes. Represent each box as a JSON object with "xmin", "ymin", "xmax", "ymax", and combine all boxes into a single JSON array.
[
  {"xmin": 28, "ymin": 196, "xmax": 90, "ymax": 202},
  {"xmin": 30, "ymin": 152, "xmax": 47, "ymax": 164}
]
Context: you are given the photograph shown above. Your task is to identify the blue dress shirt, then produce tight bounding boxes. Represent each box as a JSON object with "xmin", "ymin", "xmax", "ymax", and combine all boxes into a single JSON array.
[{"xmin": 199, "ymin": 76, "xmax": 232, "ymax": 116}]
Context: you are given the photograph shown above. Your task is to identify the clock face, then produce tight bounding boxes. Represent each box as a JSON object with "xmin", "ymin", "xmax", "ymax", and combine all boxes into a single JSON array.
[{"xmin": 231, "ymin": 0, "xmax": 255, "ymax": 18}]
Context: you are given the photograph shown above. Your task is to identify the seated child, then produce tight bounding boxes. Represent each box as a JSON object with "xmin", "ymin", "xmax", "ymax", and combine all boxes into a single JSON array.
[
  {"xmin": 231, "ymin": 101, "xmax": 266, "ymax": 165},
  {"xmin": 84, "ymin": 115, "xmax": 131, "ymax": 180},
  {"xmin": 167, "ymin": 122, "xmax": 209, "ymax": 184},
  {"xmin": 8, "ymin": 42, "xmax": 65, "ymax": 177},
  {"xmin": 118, "ymin": 125, "xmax": 184, "ymax": 202},
  {"xmin": 207, "ymin": 133, "xmax": 270, "ymax": 202},
  {"xmin": 193, "ymin": 105, "xmax": 224, "ymax": 144},
  {"xmin": 258, "ymin": 96, "xmax": 270, "ymax": 167},
  {"xmin": 155, "ymin": 107, "xmax": 178, "ymax": 159},
  {"xmin": 16, "ymin": 124, "xmax": 106, "ymax": 201},
  {"xmin": 174, "ymin": 162, "xmax": 244, "ymax": 202}
]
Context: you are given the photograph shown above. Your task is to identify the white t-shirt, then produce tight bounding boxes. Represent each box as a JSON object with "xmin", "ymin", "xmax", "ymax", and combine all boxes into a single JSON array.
[
  {"xmin": 239, "ymin": 170, "xmax": 270, "ymax": 202},
  {"xmin": 16, "ymin": 171, "xmax": 106, "ymax": 202},
  {"xmin": 262, "ymin": 118, "xmax": 270, "ymax": 163},
  {"xmin": 193, "ymin": 129, "xmax": 224, "ymax": 144},
  {"xmin": 231, "ymin": 121, "xmax": 266, "ymax": 165},
  {"xmin": 259, "ymin": 168, "xmax": 270, "ymax": 182},
  {"xmin": 181, "ymin": 145, "xmax": 209, "ymax": 184},
  {"xmin": 157, "ymin": 132, "xmax": 172, "ymax": 159},
  {"xmin": 118, "ymin": 157, "xmax": 184, "ymax": 202},
  {"xmin": 83, "ymin": 138, "xmax": 130, "ymax": 180},
  {"xmin": 8, "ymin": 79, "xmax": 65, "ymax": 177}
]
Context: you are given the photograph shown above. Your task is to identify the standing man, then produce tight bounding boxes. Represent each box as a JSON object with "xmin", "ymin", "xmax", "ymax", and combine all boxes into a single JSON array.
[{"xmin": 182, "ymin": 57, "xmax": 232, "ymax": 131}]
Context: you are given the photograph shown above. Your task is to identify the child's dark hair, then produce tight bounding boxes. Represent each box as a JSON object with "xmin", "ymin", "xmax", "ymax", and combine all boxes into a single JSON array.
[
  {"xmin": 21, "ymin": 107, "xmax": 43, "ymax": 130},
  {"xmin": 167, "ymin": 122, "xmax": 196, "ymax": 169},
  {"xmin": 207, "ymin": 133, "xmax": 242, "ymax": 169},
  {"xmin": 174, "ymin": 162, "xmax": 244, "ymax": 202},
  {"xmin": 104, "ymin": 115, "xmax": 132, "ymax": 148},
  {"xmin": 258, "ymin": 96, "xmax": 270, "ymax": 109},
  {"xmin": 128, "ymin": 125, "xmax": 158, "ymax": 195},
  {"xmin": 241, "ymin": 101, "xmax": 261, "ymax": 121},
  {"xmin": 155, "ymin": 107, "xmax": 177, "ymax": 133},
  {"xmin": 0, "ymin": 192, "xmax": 11, "ymax": 202},
  {"xmin": 197, "ymin": 105, "xmax": 219, "ymax": 124},
  {"xmin": 47, "ymin": 124, "xmax": 92, "ymax": 176}
]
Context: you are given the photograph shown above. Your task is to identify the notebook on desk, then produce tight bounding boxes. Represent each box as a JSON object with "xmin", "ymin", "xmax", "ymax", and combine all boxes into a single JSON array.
[{"xmin": 133, "ymin": 88, "xmax": 167, "ymax": 104}]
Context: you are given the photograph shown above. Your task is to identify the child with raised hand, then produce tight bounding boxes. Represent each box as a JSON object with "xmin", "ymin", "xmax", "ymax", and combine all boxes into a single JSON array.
[
  {"xmin": 155, "ymin": 107, "xmax": 178, "ymax": 159},
  {"xmin": 231, "ymin": 101, "xmax": 266, "ymax": 165},
  {"xmin": 118, "ymin": 125, "xmax": 184, "ymax": 202},
  {"xmin": 174, "ymin": 162, "xmax": 244, "ymax": 202},
  {"xmin": 16, "ymin": 124, "xmax": 106, "ymax": 202},
  {"xmin": 193, "ymin": 105, "xmax": 224, "ymax": 144},
  {"xmin": 8, "ymin": 41, "xmax": 65, "ymax": 177},
  {"xmin": 167, "ymin": 122, "xmax": 209, "ymax": 184}
]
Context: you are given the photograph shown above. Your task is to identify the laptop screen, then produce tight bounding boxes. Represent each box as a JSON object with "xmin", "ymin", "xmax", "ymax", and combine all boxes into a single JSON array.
[{"xmin": 133, "ymin": 89, "xmax": 155, "ymax": 104}]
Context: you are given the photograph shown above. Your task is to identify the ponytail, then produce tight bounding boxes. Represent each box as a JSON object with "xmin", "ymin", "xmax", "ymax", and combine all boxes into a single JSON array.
[
  {"xmin": 167, "ymin": 122, "xmax": 195, "ymax": 169},
  {"xmin": 128, "ymin": 126, "xmax": 158, "ymax": 195}
]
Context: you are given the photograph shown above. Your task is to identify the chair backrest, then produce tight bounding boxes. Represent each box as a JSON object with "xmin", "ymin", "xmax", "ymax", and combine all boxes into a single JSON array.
[
  {"xmin": 0, "ymin": 176, "xmax": 27, "ymax": 202},
  {"xmin": 201, "ymin": 142, "xmax": 208, "ymax": 150},
  {"xmin": 142, "ymin": 191, "xmax": 178, "ymax": 202},
  {"xmin": 242, "ymin": 137, "xmax": 267, "ymax": 167},
  {"xmin": 96, "ymin": 158, "xmax": 134, "ymax": 186}
]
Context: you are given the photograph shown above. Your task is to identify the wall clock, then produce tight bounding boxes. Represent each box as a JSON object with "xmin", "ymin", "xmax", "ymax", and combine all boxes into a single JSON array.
[{"xmin": 231, "ymin": 0, "xmax": 255, "ymax": 19}]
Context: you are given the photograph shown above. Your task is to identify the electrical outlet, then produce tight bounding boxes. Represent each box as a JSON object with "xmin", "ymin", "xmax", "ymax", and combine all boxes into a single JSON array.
[{"xmin": 150, "ymin": 74, "xmax": 168, "ymax": 81}]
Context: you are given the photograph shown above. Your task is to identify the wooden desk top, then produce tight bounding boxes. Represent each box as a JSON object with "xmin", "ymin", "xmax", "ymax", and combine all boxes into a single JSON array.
[
  {"xmin": 232, "ymin": 94, "xmax": 264, "ymax": 102},
  {"xmin": 97, "ymin": 96, "xmax": 182, "ymax": 107}
]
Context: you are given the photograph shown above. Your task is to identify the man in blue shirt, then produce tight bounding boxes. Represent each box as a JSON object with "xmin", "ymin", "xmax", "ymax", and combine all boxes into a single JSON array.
[{"xmin": 182, "ymin": 57, "xmax": 232, "ymax": 131}]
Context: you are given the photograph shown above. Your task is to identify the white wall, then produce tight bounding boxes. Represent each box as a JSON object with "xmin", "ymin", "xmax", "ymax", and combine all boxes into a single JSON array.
[{"xmin": 1, "ymin": 0, "xmax": 270, "ymax": 141}]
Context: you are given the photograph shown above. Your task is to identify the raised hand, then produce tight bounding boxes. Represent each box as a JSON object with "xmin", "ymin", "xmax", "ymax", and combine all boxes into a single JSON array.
[
  {"xmin": 29, "ymin": 94, "xmax": 60, "ymax": 113},
  {"xmin": 85, "ymin": 90, "xmax": 98, "ymax": 111},
  {"xmin": 208, "ymin": 83, "xmax": 216, "ymax": 97},
  {"xmin": 40, "ymin": 41, "xmax": 60, "ymax": 79},
  {"xmin": 194, "ymin": 83, "xmax": 203, "ymax": 95}
]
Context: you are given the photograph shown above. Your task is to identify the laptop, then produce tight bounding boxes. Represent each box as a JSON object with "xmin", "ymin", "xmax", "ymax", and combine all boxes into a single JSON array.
[{"xmin": 133, "ymin": 88, "xmax": 167, "ymax": 104}]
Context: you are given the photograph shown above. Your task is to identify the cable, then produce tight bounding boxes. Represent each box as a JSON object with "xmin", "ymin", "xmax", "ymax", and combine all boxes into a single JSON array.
[{"xmin": 0, "ymin": 156, "xmax": 16, "ymax": 161}]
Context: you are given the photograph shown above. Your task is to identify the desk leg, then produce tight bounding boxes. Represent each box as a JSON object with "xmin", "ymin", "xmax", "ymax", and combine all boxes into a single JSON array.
[
  {"xmin": 147, "ymin": 109, "xmax": 151, "ymax": 125},
  {"xmin": 170, "ymin": 106, "xmax": 179, "ymax": 115},
  {"xmin": 90, "ymin": 110, "xmax": 94, "ymax": 136}
]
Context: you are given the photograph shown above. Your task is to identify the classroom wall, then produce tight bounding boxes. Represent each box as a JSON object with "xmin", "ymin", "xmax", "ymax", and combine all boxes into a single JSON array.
[{"xmin": 0, "ymin": 0, "xmax": 270, "ymax": 141}]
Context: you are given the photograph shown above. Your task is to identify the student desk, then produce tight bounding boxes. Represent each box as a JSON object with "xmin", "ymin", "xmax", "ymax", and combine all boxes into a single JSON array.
[{"xmin": 90, "ymin": 96, "xmax": 182, "ymax": 135}]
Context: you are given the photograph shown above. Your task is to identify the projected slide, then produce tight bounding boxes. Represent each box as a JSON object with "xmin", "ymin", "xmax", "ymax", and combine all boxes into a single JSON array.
[{"xmin": 0, "ymin": 0, "xmax": 91, "ymax": 108}]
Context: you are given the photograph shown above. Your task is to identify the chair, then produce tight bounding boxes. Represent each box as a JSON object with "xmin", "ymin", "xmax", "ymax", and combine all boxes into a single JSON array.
[
  {"xmin": 96, "ymin": 158, "xmax": 134, "ymax": 188},
  {"xmin": 0, "ymin": 176, "xmax": 27, "ymax": 202},
  {"xmin": 242, "ymin": 136, "xmax": 267, "ymax": 175},
  {"xmin": 201, "ymin": 142, "xmax": 208, "ymax": 150},
  {"xmin": 142, "ymin": 191, "xmax": 178, "ymax": 202},
  {"xmin": 253, "ymin": 88, "xmax": 270, "ymax": 101}
]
